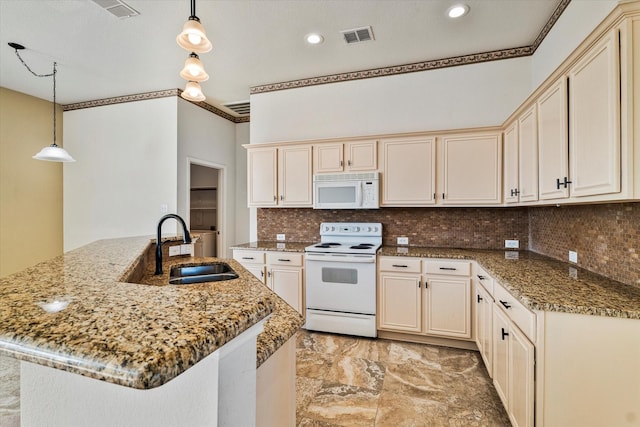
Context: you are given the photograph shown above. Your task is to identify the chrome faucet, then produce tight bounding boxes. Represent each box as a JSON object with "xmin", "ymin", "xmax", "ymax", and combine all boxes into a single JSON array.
[{"xmin": 155, "ymin": 214, "xmax": 192, "ymax": 275}]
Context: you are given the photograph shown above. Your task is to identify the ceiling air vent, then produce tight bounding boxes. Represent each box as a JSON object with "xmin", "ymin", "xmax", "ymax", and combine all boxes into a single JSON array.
[
  {"xmin": 341, "ymin": 26, "xmax": 375, "ymax": 44},
  {"xmin": 223, "ymin": 101, "xmax": 250, "ymax": 116},
  {"xmin": 91, "ymin": 0, "xmax": 139, "ymax": 19}
]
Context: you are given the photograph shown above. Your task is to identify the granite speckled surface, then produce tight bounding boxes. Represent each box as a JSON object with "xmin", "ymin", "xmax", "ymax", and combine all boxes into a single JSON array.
[
  {"xmin": 0, "ymin": 236, "xmax": 302, "ymax": 390},
  {"xmin": 379, "ymin": 246, "xmax": 640, "ymax": 320}
]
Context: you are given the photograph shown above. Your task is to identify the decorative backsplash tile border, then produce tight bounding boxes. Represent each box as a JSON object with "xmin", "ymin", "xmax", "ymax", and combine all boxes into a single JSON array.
[
  {"xmin": 257, "ymin": 201, "xmax": 639, "ymax": 288},
  {"xmin": 250, "ymin": 0, "xmax": 571, "ymax": 95}
]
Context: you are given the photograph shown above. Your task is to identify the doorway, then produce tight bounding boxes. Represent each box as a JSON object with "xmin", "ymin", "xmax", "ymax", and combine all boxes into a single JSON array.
[{"xmin": 188, "ymin": 162, "xmax": 222, "ymax": 257}]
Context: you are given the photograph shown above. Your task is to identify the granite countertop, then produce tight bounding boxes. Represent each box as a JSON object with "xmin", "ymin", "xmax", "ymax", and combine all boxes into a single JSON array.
[
  {"xmin": 0, "ymin": 236, "xmax": 302, "ymax": 390},
  {"xmin": 379, "ymin": 246, "xmax": 640, "ymax": 320}
]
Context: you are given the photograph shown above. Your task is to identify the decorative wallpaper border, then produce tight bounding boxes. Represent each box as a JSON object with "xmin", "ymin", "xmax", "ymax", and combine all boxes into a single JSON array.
[
  {"xmin": 251, "ymin": 0, "xmax": 571, "ymax": 95},
  {"xmin": 63, "ymin": 89, "xmax": 249, "ymax": 124}
]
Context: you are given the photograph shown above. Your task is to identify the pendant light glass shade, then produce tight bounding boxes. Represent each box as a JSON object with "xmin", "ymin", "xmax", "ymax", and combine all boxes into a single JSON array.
[
  {"xmin": 181, "ymin": 81, "xmax": 206, "ymax": 102},
  {"xmin": 176, "ymin": 18, "xmax": 212, "ymax": 53},
  {"xmin": 33, "ymin": 144, "xmax": 76, "ymax": 162},
  {"xmin": 179, "ymin": 53, "xmax": 209, "ymax": 82}
]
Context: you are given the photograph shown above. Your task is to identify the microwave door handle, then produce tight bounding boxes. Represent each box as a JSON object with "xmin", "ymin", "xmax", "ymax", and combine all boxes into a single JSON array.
[{"xmin": 356, "ymin": 182, "xmax": 363, "ymax": 207}]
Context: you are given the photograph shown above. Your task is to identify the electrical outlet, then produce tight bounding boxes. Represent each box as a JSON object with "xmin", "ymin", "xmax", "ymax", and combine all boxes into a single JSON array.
[
  {"xmin": 569, "ymin": 250, "xmax": 578, "ymax": 263},
  {"xmin": 169, "ymin": 245, "xmax": 181, "ymax": 256},
  {"xmin": 276, "ymin": 234, "xmax": 285, "ymax": 241},
  {"xmin": 397, "ymin": 237, "xmax": 409, "ymax": 245},
  {"xmin": 180, "ymin": 244, "xmax": 193, "ymax": 255},
  {"xmin": 505, "ymin": 239, "xmax": 519, "ymax": 249},
  {"xmin": 569, "ymin": 267, "xmax": 578, "ymax": 279}
]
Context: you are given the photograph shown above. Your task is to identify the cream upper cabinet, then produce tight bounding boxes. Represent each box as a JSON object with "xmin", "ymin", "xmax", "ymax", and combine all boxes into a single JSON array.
[
  {"xmin": 380, "ymin": 137, "xmax": 436, "ymax": 206},
  {"xmin": 503, "ymin": 121, "xmax": 519, "ymax": 204},
  {"xmin": 313, "ymin": 140, "xmax": 377, "ymax": 173},
  {"xmin": 439, "ymin": 131, "xmax": 502, "ymax": 205},
  {"xmin": 517, "ymin": 105, "xmax": 539, "ymax": 203},
  {"xmin": 248, "ymin": 147, "xmax": 278, "ymax": 207},
  {"xmin": 278, "ymin": 145, "xmax": 312, "ymax": 206},
  {"xmin": 537, "ymin": 78, "xmax": 569, "ymax": 200},
  {"xmin": 568, "ymin": 29, "xmax": 621, "ymax": 198},
  {"xmin": 247, "ymin": 144, "xmax": 312, "ymax": 208}
]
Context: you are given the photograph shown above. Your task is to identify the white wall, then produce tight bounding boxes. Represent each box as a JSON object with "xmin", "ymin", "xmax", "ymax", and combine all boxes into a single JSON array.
[
  {"xmin": 234, "ymin": 122, "xmax": 250, "ymax": 245},
  {"xmin": 250, "ymin": 57, "xmax": 532, "ymax": 144},
  {"xmin": 177, "ymin": 99, "xmax": 237, "ymax": 258},
  {"xmin": 63, "ymin": 97, "xmax": 178, "ymax": 251},
  {"xmin": 531, "ymin": 0, "xmax": 618, "ymax": 89}
]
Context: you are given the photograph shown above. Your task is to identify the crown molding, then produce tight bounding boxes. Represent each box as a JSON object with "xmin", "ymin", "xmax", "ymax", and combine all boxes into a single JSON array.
[
  {"xmin": 63, "ymin": 89, "xmax": 249, "ymax": 124},
  {"xmin": 251, "ymin": 0, "xmax": 571, "ymax": 95}
]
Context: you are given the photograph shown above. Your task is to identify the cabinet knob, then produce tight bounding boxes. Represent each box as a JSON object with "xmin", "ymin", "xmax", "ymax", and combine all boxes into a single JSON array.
[
  {"xmin": 477, "ymin": 275, "xmax": 486, "ymax": 280},
  {"xmin": 439, "ymin": 267, "xmax": 457, "ymax": 271},
  {"xmin": 499, "ymin": 300, "xmax": 511, "ymax": 309},
  {"xmin": 392, "ymin": 264, "xmax": 408, "ymax": 268},
  {"xmin": 501, "ymin": 328, "xmax": 509, "ymax": 340},
  {"xmin": 280, "ymin": 195, "xmax": 284, "ymax": 201},
  {"xmin": 340, "ymin": 160, "xmax": 343, "ymax": 167},
  {"xmin": 347, "ymin": 160, "xmax": 352, "ymax": 166},
  {"xmin": 273, "ymin": 195, "xmax": 277, "ymax": 201},
  {"xmin": 477, "ymin": 294, "xmax": 483, "ymax": 303}
]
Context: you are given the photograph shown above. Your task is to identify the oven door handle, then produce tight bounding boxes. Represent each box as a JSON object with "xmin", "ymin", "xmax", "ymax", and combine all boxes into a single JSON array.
[{"xmin": 305, "ymin": 253, "xmax": 376, "ymax": 263}]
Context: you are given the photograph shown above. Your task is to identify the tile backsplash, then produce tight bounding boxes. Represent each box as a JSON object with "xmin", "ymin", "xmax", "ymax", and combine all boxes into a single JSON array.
[
  {"xmin": 529, "ymin": 202, "xmax": 639, "ymax": 288},
  {"xmin": 257, "ymin": 207, "xmax": 529, "ymax": 249},
  {"xmin": 257, "ymin": 202, "xmax": 639, "ymax": 288}
]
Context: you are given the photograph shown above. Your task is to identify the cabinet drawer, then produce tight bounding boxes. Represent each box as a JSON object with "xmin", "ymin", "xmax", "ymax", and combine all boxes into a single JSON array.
[
  {"xmin": 424, "ymin": 260, "xmax": 471, "ymax": 276},
  {"xmin": 474, "ymin": 265, "xmax": 494, "ymax": 296},
  {"xmin": 266, "ymin": 252, "xmax": 303, "ymax": 267},
  {"xmin": 379, "ymin": 257, "xmax": 421, "ymax": 273},
  {"xmin": 494, "ymin": 281, "xmax": 536, "ymax": 343},
  {"xmin": 233, "ymin": 250, "xmax": 265, "ymax": 265}
]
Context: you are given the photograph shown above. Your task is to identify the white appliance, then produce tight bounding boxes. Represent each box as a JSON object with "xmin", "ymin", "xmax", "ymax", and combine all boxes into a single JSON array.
[
  {"xmin": 304, "ymin": 222, "xmax": 382, "ymax": 337},
  {"xmin": 313, "ymin": 172, "xmax": 379, "ymax": 209}
]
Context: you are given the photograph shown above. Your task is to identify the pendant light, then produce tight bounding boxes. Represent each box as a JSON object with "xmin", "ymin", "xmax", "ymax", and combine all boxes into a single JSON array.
[
  {"xmin": 179, "ymin": 53, "xmax": 209, "ymax": 82},
  {"xmin": 176, "ymin": 0, "xmax": 212, "ymax": 54},
  {"xmin": 181, "ymin": 81, "xmax": 206, "ymax": 102},
  {"xmin": 9, "ymin": 43, "xmax": 75, "ymax": 162}
]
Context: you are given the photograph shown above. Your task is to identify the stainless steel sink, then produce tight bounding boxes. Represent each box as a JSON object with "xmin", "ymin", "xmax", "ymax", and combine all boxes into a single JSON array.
[{"xmin": 169, "ymin": 263, "xmax": 238, "ymax": 285}]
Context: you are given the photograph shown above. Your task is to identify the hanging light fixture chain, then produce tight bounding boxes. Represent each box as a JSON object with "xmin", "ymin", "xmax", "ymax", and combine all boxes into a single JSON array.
[
  {"xmin": 52, "ymin": 62, "xmax": 57, "ymax": 146},
  {"xmin": 13, "ymin": 48, "xmax": 54, "ymax": 77}
]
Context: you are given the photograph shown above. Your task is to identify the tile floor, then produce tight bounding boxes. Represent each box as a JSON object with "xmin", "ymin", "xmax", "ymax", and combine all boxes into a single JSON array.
[{"xmin": 296, "ymin": 330, "xmax": 510, "ymax": 427}]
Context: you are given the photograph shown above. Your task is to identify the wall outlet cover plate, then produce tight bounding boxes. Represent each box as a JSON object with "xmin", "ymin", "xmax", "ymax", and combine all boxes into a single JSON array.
[
  {"xmin": 276, "ymin": 234, "xmax": 285, "ymax": 241},
  {"xmin": 169, "ymin": 245, "xmax": 181, "ymax": 256},
  {"xmin": 397, "ymin": 237, "xmax": 409, "ymax": 245},
  {"xmin": 505, "ymin": 239, "xmax": 519, "ymax": 249},
  {"xmin": 569, "ymin": 250, "xmax": 578, "ymax": 263}
]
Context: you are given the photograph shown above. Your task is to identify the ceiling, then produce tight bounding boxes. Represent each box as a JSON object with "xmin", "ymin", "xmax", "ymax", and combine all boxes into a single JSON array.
[{"xmin": 0, "ymin": 0, "xmax": 563, "ymax": 118}]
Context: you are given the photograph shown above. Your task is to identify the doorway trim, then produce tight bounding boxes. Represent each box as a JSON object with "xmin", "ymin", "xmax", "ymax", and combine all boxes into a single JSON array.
[{"xmin": 186, "ymin": 157, "xmax": 226, "ymax": 258}]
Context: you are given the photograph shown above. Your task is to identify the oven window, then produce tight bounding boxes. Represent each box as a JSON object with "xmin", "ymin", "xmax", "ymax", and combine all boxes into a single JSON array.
[
  {"xmin": 317, "ymin": 186, "xmax": 356, "ymax": 203},
  {"xmin": 321, "ymin": 267, "xmax": 358, "ymax": 284}
]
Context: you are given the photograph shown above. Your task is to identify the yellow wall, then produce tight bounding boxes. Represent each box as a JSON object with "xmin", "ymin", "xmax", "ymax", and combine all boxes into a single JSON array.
[{"xmin": 0, "ymin": 87, "xmax": 63, "ymax": 277}]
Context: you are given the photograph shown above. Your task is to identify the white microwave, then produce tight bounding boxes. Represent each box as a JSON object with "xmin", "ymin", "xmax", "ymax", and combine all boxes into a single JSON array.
[{"xmin": 313, "ymin": 172, "xmax": 379, "ymax": 209}]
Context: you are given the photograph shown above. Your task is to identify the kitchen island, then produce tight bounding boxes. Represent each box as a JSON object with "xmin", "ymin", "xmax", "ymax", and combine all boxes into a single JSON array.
[{"xmin": 0, "ymin": 236, "xmax": 303, "ymax": 427}]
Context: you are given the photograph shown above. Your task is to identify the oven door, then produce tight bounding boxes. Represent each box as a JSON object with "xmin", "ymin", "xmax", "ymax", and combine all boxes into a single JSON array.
[{"xmin": 305, "ymin": 252, "xmax": 376, "ymax": 315}]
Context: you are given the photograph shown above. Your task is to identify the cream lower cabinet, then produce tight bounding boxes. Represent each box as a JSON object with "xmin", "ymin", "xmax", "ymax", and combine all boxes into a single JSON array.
[
  {"xmin": 378, "ymin": 257, "xmax": 472, "ymax": 340},
  {"xmin": 380, "ymin": 137, "xmax": 436, "ymax": 206},
  {"xmin": 233, "ymin": 249, "xmax": 266, "ymax": 283},
  {"xmin": 474, "ymin": 268, "xmax": 494, "ymax": 377},
  {"xmin": 266, "ymin": 252, "xmax": 304, "ymax": 316}
]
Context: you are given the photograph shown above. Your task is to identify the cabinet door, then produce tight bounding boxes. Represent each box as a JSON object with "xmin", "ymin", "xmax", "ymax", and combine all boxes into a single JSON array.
[
  {"xmin": 246, "ymin": 265, "xmax": 266, "ymax": 284},
  {"xmin": 440, "ymin": 133, "xmax": 502, "ymax": 205},
  {"xmin": 378, "ymin": 273, "xmax": 421, "ymax": 332},
  {"xmin": 346, "ymin": 140, "xmax": 377, "ymax": 171},
  {"xmin": 278, "ymin": 145, "xmax": 312, "ymax": 207},
  {"xmin": 248, "ymin": 147, "xmax": 277, "ymax": 207},
  {"xmin": 503, "ymin": 121, "xmax": 519, "ymax": 204},
  {"xmin": 423, "ymin": 276, "xmax": 471, "ymax": 339},
  {"xmin": 538, "ymin": 78, "xmax": 569, "ymax": 200},
  {"xmin": 475, "ymin": 283, "xmax": 493, "ymax": 377},
  {"xmin": 568, "ymin": 30, "xmax": 620, "ymax": 197},
  {"xmin": 381, "ymin": 137, "xmax": 436, "ymax": 206},
  {"xmin": 492, "ymin": 305, "xmax": 510, "ymax": 409},
  {"xmin": 269, "ymin": 267, "xmax": 304, "ymax": 315},
  {"xmin": 314, "ymin": 143, "xmax": 344, "ymax": 173},
  {"xmin": 518, "ymin": 105, "xmax": 539, "ymax": 202},
  {"xmin": 508, "ymin": 325, "xmax": 535, "ymax": 427}
]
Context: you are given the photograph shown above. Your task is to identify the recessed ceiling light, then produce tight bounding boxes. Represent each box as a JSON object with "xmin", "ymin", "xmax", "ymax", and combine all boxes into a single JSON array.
[
  {"xmin": 447, "ymin": 4, "xmax": 470, "ymax": 18},
  {"xmin": 305, "ymin": 33, "xmax": 324, "ymax": 45}
]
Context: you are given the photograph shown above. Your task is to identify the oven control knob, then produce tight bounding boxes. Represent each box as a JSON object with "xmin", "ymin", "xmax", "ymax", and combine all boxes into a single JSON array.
[
  {"xmin": 355, "ymin": 227, "xmax": 360, "ymax": 232},
  {"xmin": 366, "ymin": 227, "xmax": 372, "ymax": 232}
]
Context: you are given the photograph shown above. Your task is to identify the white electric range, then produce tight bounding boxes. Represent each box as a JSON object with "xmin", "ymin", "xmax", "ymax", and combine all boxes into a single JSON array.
[{"xmin": 304, "ymin": 222, "xmax": 382, "ymax": 337}]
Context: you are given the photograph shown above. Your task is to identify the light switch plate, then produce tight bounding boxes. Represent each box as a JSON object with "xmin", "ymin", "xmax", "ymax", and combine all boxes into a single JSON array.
[
  {"xmin": 169, "ymin": 245, "xmax": 181, "ymax": 256},
  {"xmin": 397, "ymin": 237, "xmax": 409, "ymax": 245},
  {"xmin": 569, "ymin": 250, "xmax": 578, "ymax": 263},
  {"xmin": 276, "ymin": 234, "xmax": 285, "ymax": 241},
  {"xmin": 505, "ymin": 239, "xmax": 519, "ymax": 249}
]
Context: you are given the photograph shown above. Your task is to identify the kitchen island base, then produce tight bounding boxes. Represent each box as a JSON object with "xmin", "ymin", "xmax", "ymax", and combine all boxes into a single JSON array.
[{"xmin": 20, "ymin": 320, "xmax": 265, "ymax": 427}]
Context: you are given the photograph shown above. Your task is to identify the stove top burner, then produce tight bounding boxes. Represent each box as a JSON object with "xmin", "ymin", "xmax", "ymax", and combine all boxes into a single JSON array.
[
  {"xmin": 314, "ymin": 242, "xmax": 341, "ymax": 248},
  {"xmin": 350, "ymin": 244, "xmax": 374, "ymax": 249}
]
